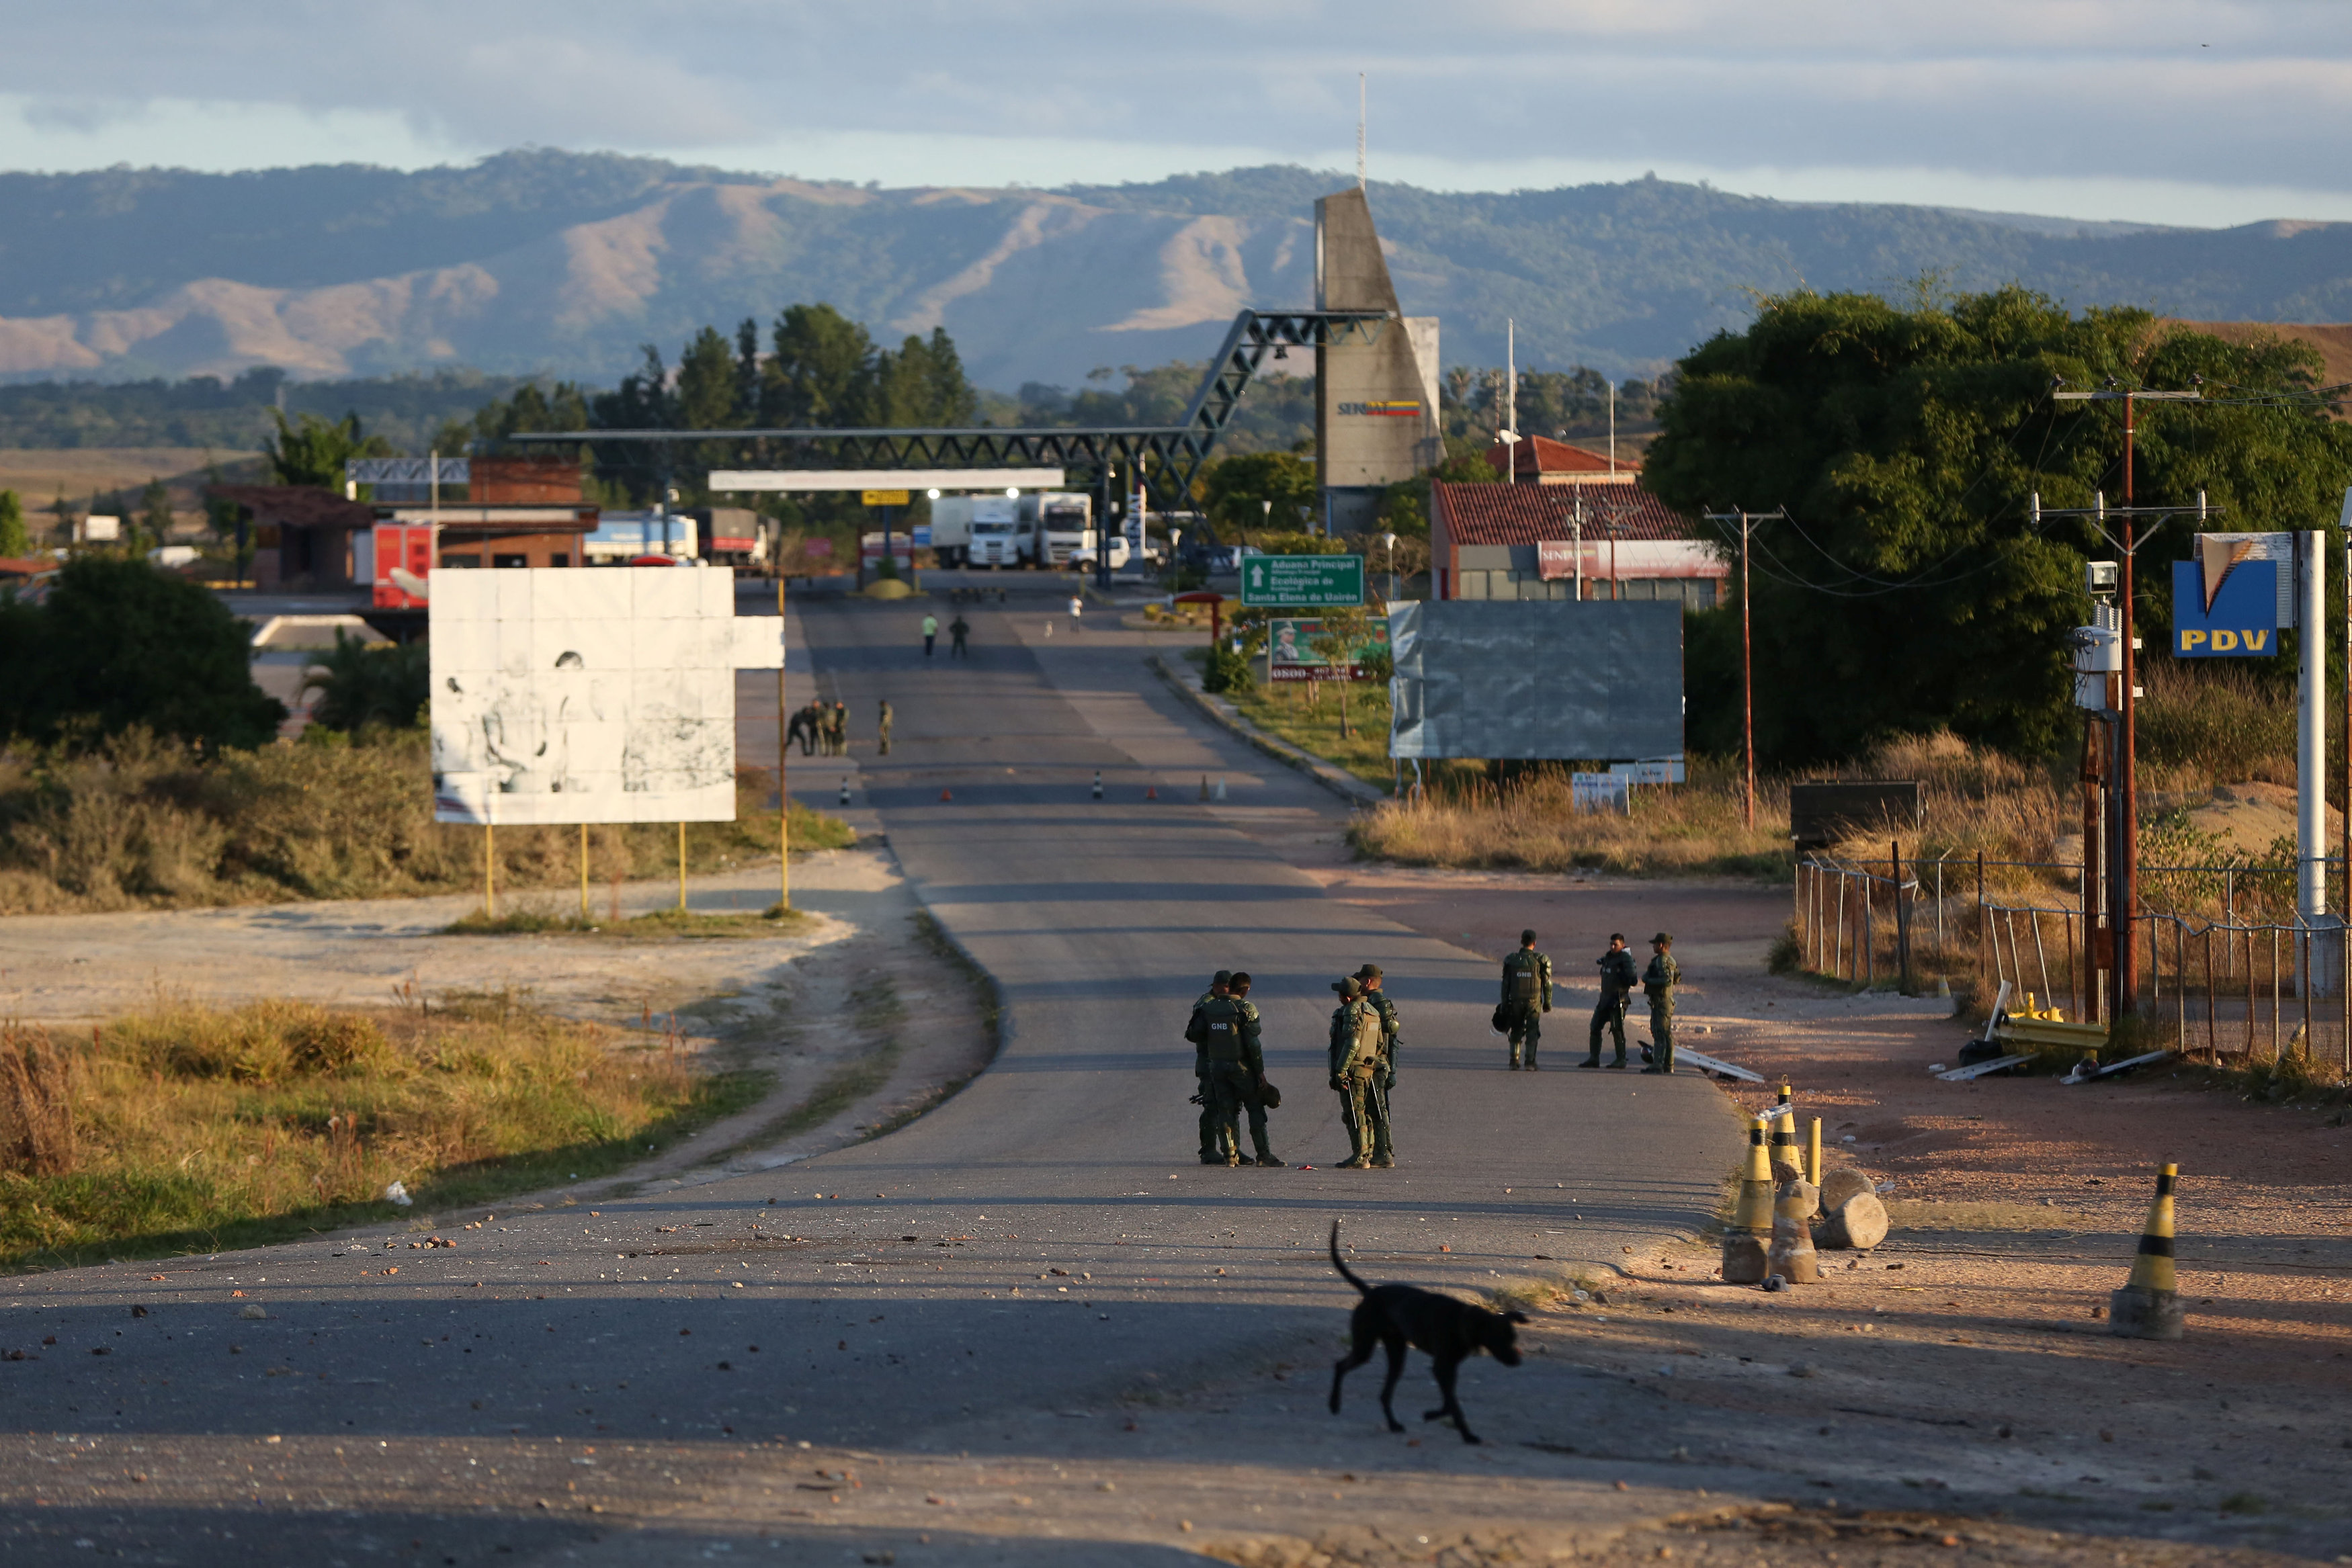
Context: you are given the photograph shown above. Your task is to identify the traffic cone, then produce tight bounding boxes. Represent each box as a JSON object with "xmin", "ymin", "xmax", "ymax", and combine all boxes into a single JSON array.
[
  {"xmin": 1200, "ymin": 775, "xmax": 1209, "ymax": 801},
  {"xmin": 939, "ymin": 788, "xmax": 954, "ymax": 802},
  {"xmin": 1721, "ymin": 1117, "xmax": 1773, "ymax": 1283},
  {"xmin": 1092, "ymin": 771, "xmax": 1103, "ymax": 800},
  {"xmin": 1768, "ymin": 1085, "xmax": 1802, "ymax": 1181},
  {"xmin": 1212, "ymin": 776, "xmax": 1228, "ymax": 801},
  {"xmin": 2110, "ymin": 1164, "xmax": 2185, "ymax": 1340},
  {"xmin": 1144, "ymin": 786, "xmax": 1158, "ymax": 801},
  {"xmin": 839, "ymin": 781, "xmax": 851, "ymax": 807}
]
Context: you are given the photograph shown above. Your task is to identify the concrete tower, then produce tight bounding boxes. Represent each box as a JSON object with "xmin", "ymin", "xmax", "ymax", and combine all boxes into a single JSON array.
[{"xmin": 1314, "ymin": 187, "xmax": 1441, "ymax": 534}]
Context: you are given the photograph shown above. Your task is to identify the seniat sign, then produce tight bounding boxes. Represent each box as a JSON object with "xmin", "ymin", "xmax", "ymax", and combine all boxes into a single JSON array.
[{"xmin": 2172, "ymin": 556, "xmax": 2277, "ymax": 657}]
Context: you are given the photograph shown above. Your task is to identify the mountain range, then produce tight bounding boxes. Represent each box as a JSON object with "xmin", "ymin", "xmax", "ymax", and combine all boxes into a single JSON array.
[{"xmin": 6, "ymin": 150, "xmax": 2352, "ymax": 392}]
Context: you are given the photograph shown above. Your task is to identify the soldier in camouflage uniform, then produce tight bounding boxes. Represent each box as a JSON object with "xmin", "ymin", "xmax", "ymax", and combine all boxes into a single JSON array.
[
  {"xmin": 1187, "ymin": 973, "xmax": 1263, "ymax": 1166},
  {"xmin": 1190, "ymin": 970, "xmax": 1236, "ymax": 1163},
  {"xmin": 1585, "ymin": 933, "xmax": 1639, "ymax": 1070},
  {"xmin": 1354, "ymin": 964, "xmax": 1399, "ymax": 1164},
  {"xmin": 1640, "ymin": 932, "xmax": 1681, "ymax": 1075},
  {"xmin": 1227, "ymin": 973, "xmax": 1282, "ymax": 1166},
  {"xmin": 1328, "ymin": 977, "xmax": 1392, "ymax": 1168},
  {"xmin": 1499, "ymin": 930, "xmax": 1552, "ymax": 1070},
  {"xmin": 877, "ymin": 699, "xmax": 893, "ymax": 756}
]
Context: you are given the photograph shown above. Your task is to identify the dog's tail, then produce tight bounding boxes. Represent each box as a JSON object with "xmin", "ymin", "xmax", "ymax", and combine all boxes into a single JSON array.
[{"xmin": 1329, "ymin": 1220, "xmax": 1372, "ymax": 1297}]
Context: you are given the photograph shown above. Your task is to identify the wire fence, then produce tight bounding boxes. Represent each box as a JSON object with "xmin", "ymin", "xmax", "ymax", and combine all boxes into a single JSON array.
[{"xmin": 1793, "ymin": 851, "xmax": 2352, "ymax": 1073}]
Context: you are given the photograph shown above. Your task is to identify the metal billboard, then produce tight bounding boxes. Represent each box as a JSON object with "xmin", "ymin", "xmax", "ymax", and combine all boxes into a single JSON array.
[{"xmin": 1387, "ymin": 601, "xmax": 1683, "ymax": 760}]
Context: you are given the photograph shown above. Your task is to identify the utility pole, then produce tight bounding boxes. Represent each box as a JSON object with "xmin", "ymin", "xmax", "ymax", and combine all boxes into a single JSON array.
[
  {"xmin": 1571, "ymin": 496, "xmax": 1585, "ymax": 601},
  {"xmin": 1357, "ymin": 73, "xmax": 1366, "ymax": 190},
  {"xmin": 1503, "ymin": 320, "xmax": 1519, "ymax": 484},
  {"xmin": 1706, "ymin": 508, "xmax": 1788, "ymax": 833},
  {"xmin": 2044, "ymin": 385, "xmax": 2202, "ymax": 1018}
]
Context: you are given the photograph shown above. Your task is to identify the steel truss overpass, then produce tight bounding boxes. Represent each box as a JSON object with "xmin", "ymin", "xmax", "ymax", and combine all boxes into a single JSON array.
[{"xmin": 505, "ymin": 310, "xmax": 1386, "ymax": 530}]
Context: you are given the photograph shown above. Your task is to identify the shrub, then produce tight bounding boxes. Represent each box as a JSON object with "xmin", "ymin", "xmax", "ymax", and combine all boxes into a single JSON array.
[
  {"xmin": 1202, "ymin": 645, "xmax": 1254, "ymax": 694},
  {"xmin": 306, "ymin": 631, "xmax": 427, "ymax": 733}
]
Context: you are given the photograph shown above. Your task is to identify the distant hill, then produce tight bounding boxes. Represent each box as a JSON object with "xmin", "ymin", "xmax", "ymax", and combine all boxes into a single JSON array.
[{"xmin": 9, "ymin": 151, "xmax": 2352, "ymax": 390}]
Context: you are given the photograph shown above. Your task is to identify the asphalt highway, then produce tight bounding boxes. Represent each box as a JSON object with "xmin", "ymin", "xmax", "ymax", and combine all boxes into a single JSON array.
[{"xmin": 0, "ymin": 576, "xmax": 1744, "ymax": 1564}]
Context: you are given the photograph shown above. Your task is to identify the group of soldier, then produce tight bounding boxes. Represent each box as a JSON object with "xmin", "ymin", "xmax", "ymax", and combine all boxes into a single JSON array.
[
  {"xmin": 787, "ymin": 701, "xmax": 850, "ymax": 757},
  {"xmin": 1181, "ymin": 930, "xmax": 1682, "ymax": 1167},
  {"xmin": 1500, "ymin": 928, "xmax": 1681, "ymax": 1073}
]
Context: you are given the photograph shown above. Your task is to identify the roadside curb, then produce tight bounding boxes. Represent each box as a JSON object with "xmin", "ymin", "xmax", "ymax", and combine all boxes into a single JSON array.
[{"xmin": 1147, "ymin": 652, "xmax": 1389, "ymax": 808}]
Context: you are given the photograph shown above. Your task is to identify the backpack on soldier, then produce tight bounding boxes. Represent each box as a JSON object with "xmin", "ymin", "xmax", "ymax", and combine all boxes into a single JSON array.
[{"xmin": 1505, "ymin": 951, "xmax": 1540, "ymax": 1000}]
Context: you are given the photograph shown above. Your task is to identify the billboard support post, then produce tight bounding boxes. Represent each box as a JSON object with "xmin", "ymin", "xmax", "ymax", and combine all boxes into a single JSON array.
[
  {"xmin": 1706, "ymin": 509, "xmax": 1787, "ymax": 834},
  {"xmin": 2302, "ymin": 531, "xmax": 2328, "ymax": 921}
]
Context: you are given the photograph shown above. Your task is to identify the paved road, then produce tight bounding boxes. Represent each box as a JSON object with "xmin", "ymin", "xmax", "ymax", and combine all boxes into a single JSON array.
[{"xmin": 0, "ymin": 578, "xmax": 1743, "ymax": 1565}]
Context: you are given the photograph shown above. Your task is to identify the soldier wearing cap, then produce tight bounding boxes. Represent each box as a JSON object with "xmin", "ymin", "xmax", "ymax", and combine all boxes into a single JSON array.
[
  {"xmin": 1355, "ymin": 963, "xmax": 1399, "ymax": 1156},
  {"xmin": 1190, "ymin": 970, "xmax": 1236, "ymax": 1163},
  {"xmin": 1499, "ymin": 930, "xmax": 1552, "ymax": 1070},
  {"xmin": 1187, "ymin": 971, "xmax": 1263, "ymax": 1166},
  {"xmin": 1227, "ymin": 972, "xmax": 1282, "ymax": 1166},
  {"xmin": 1328, "ymin": 975, "xmax": 1393, "ymax": 1168},
  {"xmin": 1640, "ymin": 932, "xmax": 1681, "ymax": 1075}
]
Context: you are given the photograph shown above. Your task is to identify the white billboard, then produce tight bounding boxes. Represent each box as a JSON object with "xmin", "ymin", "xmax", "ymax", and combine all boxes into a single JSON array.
[{"xmin": 428, "ymin": 568, "xmax": 782, "ymax": 825}]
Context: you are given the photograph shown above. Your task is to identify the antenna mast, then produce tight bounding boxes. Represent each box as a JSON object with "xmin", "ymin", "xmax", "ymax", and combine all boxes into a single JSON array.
[{"xmin": 1357, "ymin": 73, "xmax": 1366, "ymax": 189}]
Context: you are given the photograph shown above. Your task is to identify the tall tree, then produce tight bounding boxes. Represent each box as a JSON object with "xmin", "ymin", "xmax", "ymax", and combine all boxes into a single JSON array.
[
  {"xmin": 765, "ymin": 304, "xmax": 876, "ymax": 427},
  {"xmin": 263, "ymin": 408, "xmax": 391, "ymax": 489},
  {"xmin": 136, "ymin": 477, "xmax": 175, "ymax": 554},
  {"xmin": 1642, "ymin": 285, "xmax": 2352, "ymax": 763},
  {"xmin": 0, "ymin": 489, "xmax": 28, "ymax": 557}
]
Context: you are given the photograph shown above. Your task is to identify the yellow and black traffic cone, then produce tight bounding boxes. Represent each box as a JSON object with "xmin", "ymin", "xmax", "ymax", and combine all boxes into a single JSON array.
[
  {"xmin": 2110, "ymin": 1163, "xmax": 2185, "ymax": 1340},
  {"xmin": 1768, "ymin": 1084, "xmax": 1803, "ymax": 1181},
  {"xmin": 1721, "ymin": 1116, "xmax": 1774, "ymax": 1283}
]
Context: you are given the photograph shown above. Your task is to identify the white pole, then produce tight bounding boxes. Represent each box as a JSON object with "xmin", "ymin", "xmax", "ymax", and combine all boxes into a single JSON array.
[
  {"xmin": 1505, "ymin": 320, "xmax": 1517, "ymax": 484},
  {"xmin": 1608, "ymin": 383, "xmax": 1616, "ymax": 476},
  {"xmin": 2300, "ymin": 529, "xmax": 2327, "ymax": 922}
]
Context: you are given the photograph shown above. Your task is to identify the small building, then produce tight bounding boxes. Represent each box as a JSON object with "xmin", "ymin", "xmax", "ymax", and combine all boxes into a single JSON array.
[
  {"xmin": 1484, "ymin": 434, "xmax": 1640, "ymax": 486},
  {"xmin": 1431, "ymin": 480, "xmax": 1724, "ymax": 607},
  {"xmin": 206, "ymin": 485, "xmax": 380, "ymax": 591}
]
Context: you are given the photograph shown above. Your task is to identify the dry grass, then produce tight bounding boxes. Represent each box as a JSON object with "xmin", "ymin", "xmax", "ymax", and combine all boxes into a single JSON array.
[
  {"xmin": 1347, "ymin": 662, "xmax": 2306, "ymax": 892},
  {"xmin": 0, "ymin": 727, "xmax": 855, "ymax": 915},
  {"xmin": 1349, "ymin": 754, "xmax": 1792, "ymax": 877},
  {"xmin": 0, "ymin": 993, "xmax": 764, "ymax": 1270}
]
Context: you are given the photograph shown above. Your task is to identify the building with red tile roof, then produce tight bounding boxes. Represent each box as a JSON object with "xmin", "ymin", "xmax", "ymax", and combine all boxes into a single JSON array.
[
  {"xmin": 1484, "ymin": 434, "xmax": 1640, "ymax": 484},
  {"xmin": 1431, "ymin": 480, "xmax": 1724, "ymax": 606}
]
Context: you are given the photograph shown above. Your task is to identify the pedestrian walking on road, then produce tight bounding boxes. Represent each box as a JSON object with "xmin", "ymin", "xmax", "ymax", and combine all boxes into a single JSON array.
[
  {"xmin": 877, "ymin": 699, "xmax": 893, "ymax": 756},
  {"xmin": 1328, "ymin": 976, "xmax": 1392, "ymax": 1168},
  {"xmin": 1355, "ymin": 964, "xmax": 1399, "ymax": 1164},
  {"xmin": 1228, "ymin": 972, "xmax": 1282, "ymax": 1166},
  {"xmin": 950, "ymin": 613, "xmax": 970, "ymax": 658},
  {"xmin": 1640, "ymin": 933, "xmax": 1681, "ymax": 1075},
  {"xmin": 1584, "ymin": 933, "xmax": 1638, "ymax": 1070},
  {"xmin": 1498, "ymin": 929, "xmax": 1552, "ymax": 1070},
  {"xmin": 922, "ymin": 613, "xmax": 939, "ymax": 656},
  {"xmin": 1186, "ymin": 971, "xmax": 1263, "ymax": 1168},
  {"xmin": 1068, "ymin": 594, "xmax": 1084, "ymax": 632}
]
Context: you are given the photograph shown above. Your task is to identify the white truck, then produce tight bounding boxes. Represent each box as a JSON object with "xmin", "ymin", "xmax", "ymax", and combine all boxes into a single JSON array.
[
  {"xmin": 1030, "ymin": 492, "xmax": 1095, "ymax": 568},
  {"xmin": 931, "ymin": 494, "xmax": 1034, "ymax": 568}
]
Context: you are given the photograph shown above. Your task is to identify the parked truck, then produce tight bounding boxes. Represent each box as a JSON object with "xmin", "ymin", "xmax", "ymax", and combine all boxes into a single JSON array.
[
  {"xmin": 932, "ymin": 494, "xmax": 1034, "ymax": 568},
  {"xmin": 1029, "ymin": 492, "xmax": 1095, "ymax": 568}
]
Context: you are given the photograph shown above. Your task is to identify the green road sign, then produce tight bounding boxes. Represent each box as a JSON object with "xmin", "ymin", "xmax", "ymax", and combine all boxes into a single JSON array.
[{"xmin": 1238, "ymin": 554, "xmax": 1365, "ymax": 607}]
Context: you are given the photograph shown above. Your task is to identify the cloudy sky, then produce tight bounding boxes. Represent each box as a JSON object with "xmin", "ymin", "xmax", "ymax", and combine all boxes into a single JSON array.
[{"xmin": 1, "ymin": 1, "xmax": 2345, "ymax": 226}]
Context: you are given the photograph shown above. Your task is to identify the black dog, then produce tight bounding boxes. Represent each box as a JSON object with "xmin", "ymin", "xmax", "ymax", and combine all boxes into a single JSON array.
[{"xmin": 1327, "ymin": 1221, "xmax": 1527, "ymax": 1444}]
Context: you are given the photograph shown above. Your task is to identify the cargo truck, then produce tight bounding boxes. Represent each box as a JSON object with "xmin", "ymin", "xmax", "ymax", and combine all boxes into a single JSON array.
[
  {"xmin": 1030, "ymin": 492, "xmax": 1095, "ymax": 567},
  {"xmin": 932, "ymin": 494, "xmax": 1034, "ymax": 568}
]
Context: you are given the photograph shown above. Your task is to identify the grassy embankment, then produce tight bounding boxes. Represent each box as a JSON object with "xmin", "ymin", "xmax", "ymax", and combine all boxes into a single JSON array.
[
  {"xmin": 0, "ymin": 726, "xmax": 855, "ymax": 916},
  {"xmin": 1199, "ymin": 652, "xmax": 2310, "ymax": 893},
  {"xmin": 0, "ymin": 993, "xmax": 764, "ymax": 1270},
  {"xmin": 1183, "ymin": 646, "xmax": 1402, "ymax": 791}
]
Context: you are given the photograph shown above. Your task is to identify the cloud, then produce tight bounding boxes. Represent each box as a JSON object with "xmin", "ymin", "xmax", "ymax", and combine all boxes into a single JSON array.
[{"xmin": 0, "ymin": 1, "xmax": 2348, "ymax": 219}]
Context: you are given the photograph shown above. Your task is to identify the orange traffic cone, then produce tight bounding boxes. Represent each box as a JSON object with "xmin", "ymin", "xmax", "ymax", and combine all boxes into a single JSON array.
[
  {"xmin": 940, "ymin": 789, "xmax": 954, "ymax": 802},
  {"xmin": 1144, "ymin": 786, "xmax": 1158, "ymax": 800}
]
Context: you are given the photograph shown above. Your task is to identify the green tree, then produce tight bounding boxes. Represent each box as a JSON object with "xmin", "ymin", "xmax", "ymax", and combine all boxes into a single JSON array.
[
  {"xmin": 135, "ymin": 477, "xmax": 175, "ymax": 554},
  {"xmin": 304, "ymin": 631, "xmax": 427, "ymax": 733},
  {"xmin": 0, "ymin": 489, "xmax": 28, "ymax": 557},
  {"xmin": 0, "ymin": 556, "xmax": 284, "ymax": 752},
  {"xmin": 263, "ymin": 408, "xmax": 391, "ymax": 489},
  {"xmin": 1201, "ymin": 451, "xmax": 1318, "ymax": 535},
  {"xmin": 765, "ymin": 304, "xmax": 878, "ymax": 427},
  {"xmin": 1642, "ymin": 285, "xmax": 2352, "ymax": 763}
]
